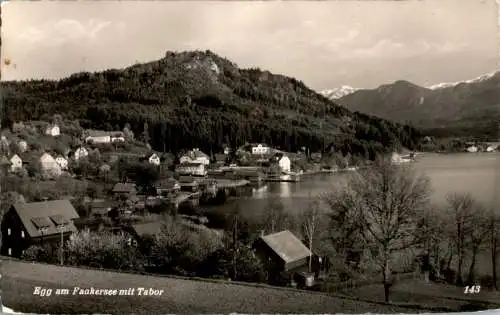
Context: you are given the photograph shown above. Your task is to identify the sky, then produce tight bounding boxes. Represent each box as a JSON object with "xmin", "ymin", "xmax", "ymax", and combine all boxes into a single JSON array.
[{"xmin": 2, "ymin": 0, "xmax": 499, "ymax": 90}]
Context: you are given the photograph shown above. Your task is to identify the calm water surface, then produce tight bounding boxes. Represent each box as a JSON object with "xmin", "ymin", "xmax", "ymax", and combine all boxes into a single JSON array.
[{"xmin": 207, "ymin": 153, "xmax": 499, "ymax": 216}]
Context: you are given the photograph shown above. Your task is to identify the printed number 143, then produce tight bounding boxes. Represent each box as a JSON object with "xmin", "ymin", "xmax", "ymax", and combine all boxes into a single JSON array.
[{"xmin": 464, "ymin": 285, "xmax": 481, "ymax": 294}]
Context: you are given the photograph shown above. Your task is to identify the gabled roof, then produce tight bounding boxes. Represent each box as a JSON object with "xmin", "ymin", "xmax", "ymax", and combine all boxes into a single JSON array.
[
  {"xmin": 112, "ymin": 183, "xmax": 136, "ymax": 193},
  {"xmin": 131, "ymin": 221, "xmax": 163, "ymax": 238},
  {"xmin": 259, "ymin": 230, "xmax": 311, "ymax": 264},
  {"xmin": 10, "ymin": 200, "xmax": 80, "ymax": 238},
  {"xmin": 0, "ymin": 155, "xmax": 12, "ymax": 166}
]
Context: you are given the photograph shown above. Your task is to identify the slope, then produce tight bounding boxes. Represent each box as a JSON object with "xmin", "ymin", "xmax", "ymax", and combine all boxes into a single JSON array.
[{"xmin": 2, "ymin": 50, "xmax": 421, "ymax": 157}]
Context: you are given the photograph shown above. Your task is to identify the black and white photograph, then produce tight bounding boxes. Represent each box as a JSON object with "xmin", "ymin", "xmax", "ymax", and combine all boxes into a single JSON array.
[{"xmin": 1, "ymin": 0, "xmax": 500, "ymax": 314}]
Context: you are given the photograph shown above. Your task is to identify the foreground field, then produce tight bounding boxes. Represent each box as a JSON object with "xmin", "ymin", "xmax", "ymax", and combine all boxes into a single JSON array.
[
  {"xmin": 343, "ymin": 279, "xmax": 500, "ymax": 311},
  {"xmin": 3, "ymin": 259, "xmax": 424, "ymax": 314}
]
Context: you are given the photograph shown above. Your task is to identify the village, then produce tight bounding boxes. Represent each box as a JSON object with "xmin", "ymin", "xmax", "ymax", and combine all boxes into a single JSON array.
[{"xmin": 0, "ymin": 117, "xmax": 348, "ymax": 287}]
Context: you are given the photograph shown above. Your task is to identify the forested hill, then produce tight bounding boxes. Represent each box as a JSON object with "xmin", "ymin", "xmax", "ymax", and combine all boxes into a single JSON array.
[{"xmin": 2, "ymin": 50, "xmax": 421, "ymax": 158}]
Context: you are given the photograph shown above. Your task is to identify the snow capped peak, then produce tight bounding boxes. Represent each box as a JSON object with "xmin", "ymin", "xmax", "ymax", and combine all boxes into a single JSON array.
[
  {"xmin": 320, "ymin": 85, "xmax": 360, "ymax": 99},
  {"xmin": 428, "ymin": 71, "xmax": 498, "ymax": 90}
]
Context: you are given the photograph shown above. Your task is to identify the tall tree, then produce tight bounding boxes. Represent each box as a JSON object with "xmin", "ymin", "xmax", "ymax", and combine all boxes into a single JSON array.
[
  {"xmin": 300, "ymin": 194, "xmax": 323, "ymax": 273},
  {"xmin": 446, "ymin": 192, "xmax": 476, "ymax": 285},
  {"xmin": 329, "ymin": 155, "xmax": 431, "ymax": 302}
]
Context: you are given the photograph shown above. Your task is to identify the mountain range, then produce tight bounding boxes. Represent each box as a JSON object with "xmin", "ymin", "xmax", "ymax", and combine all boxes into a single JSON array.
[
  {"xmin": 1, "ymin": 50, "xmax": 421, "ymax": 158},
  {"xmin": 321, "ymin": 71, "xmax": 500, "ymax": 137}
]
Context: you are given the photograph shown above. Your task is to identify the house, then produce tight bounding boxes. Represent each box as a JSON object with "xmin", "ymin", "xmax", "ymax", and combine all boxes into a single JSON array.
[
  {"xmin": 179, "ymin": 148, "xmax": 210, "ymax": 165},
  {"xmin": 112, "ymin": 183, "xmax": 137, "ymax": 198},
  {"xmin": 270, "ymin": 153, "xmax": 291, "ymax": 173},
  {"xmin": 391, "ymin": 152, "xmax": 411, "ymax": 165},
  {"xmin": 40, "ymin": 152, "xmax": 62, "ymax": 177},
  {"xmin": 487, "ymin": 145, "xmax": 498, "ymax": 152},
  {"xmin": 253, "ymin": 230, "xmax": 314, "ymax": 286},
  {"xmin": 178, "ymin": 176, "xmax": 200, "ymax": 192},
  {"xmin": 176, "ymin": 162, "xmax": 207, "ymax": 177},
  {"xmin": 148, "ymin": 153, "xmax": 161, "ymax": 166},
  {"xmin": 9, "ymin": 154, "xmax": 23, "ymax": 173},
  {"xmin": 155, "ymin": 178, "xmax": 181, "ymax": 196},
  {"xmin": 17, "ymin": 140, "xmax": 28, "ymax": 153},
  {"xmin": 310, "ymin": 152, "xmax": 322, "ymax": 162},
  {"xmin": 99, "ymin": 164, "xmax": 111, "ymax": 173},
  {"xmin": 466, "ymin": 146, "xmax": 478, "ymax": 153},
  {"xmin": 55, "ymin": 156, "xmax": 69, "ymax": 170},
  {"xmin": 1, "ymin": 199, "xmax": 80, "ymax": 257},
  {"xmin": 73, "ymin": 147, "xmax": 89, "ymax": 161},
  {"xmin": 89, "ymin": 200, "xmax": 114, "ymax": 218},
  {"xmin": 45, "ymin": 124, "xmax": 60, "ymax": 137},
  {"xmin": 126, "ymin": 221, "xmax": 163, "ymax": 248},
  {"xmin": 214, "ymin": 153, "xmax": 227, "ymax": 166},
  {"xmin": 251, "ymin": 143, "xmax": 271, "ymax": 155},
  {"xmin": 84, "ymin": 130, "xmax": 125, "ymax": 144}
]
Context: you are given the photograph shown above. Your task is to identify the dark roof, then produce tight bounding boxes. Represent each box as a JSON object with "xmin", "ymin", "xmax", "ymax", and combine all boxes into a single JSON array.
[
  {"xmin": 131, "ymin": 222, "xmax": 163, "ymax": 238},
  {"xmin": 178, "ymin": 162, "xmax": 203, "ymax": 167},
  {"xmin": 11, "ymin": 200, "xmax": 79, "ymax": 238},
  {"xmin": 86, "ymin": 130, "xmax": 124, "ymax": 138},
  {"xmin": 0, "ymin": 155, "xmax": 11, "ymax": 166},
  {"xmin": 259, "ymin": 230, "xmax": 311, "ymax": 265},
  {"xmin": 112, "ymin": 183, "xmax": 136, "ymax": 193},
  {"xmin": 155, "ymin": 178, "xmax": 179, "ymax": 189},
  {"xmin": 214, "ymin": 154, "xmax": 227, "ymax": 162}
]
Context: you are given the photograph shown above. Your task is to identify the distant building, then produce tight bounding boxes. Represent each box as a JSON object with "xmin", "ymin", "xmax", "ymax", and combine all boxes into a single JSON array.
[
  {"xmin": 466, "ymin": 146, "xmax": 478, "ymax": 153},
  {"xmin": 154, "ymin": 178, "xmax": 180, "ymax": 196},
  {"xmin": 148, "ymin": 153, "xmax": 161, "ymax": 166},
  {"xmin": 9, "ymin": 154, "xmax": 23, "ymax": 173},
  {"xmin": 487, "ymin": 145, "xmax": 498, "ymax": 152},
  {"xmin": 73, "ymin": 147, "xmax": 89, "ymax": 161},
  {"xmin": 214, "ymin": 153, "xmax": 227, "ymax": 166},
  {"xmin": 45, "ymin": 124, "xmax": 60, "ymax": 137},
  {"xmin": 17, "ymin": 140, "xmax": 28, "ymax": 153},
  {"xmin": 180, "ymin": 149, "xmax": 210, "ymax": 165},
  {"xmin": 40, "ymin": 152, "xmax": 62, "ymax": 177},
  {"xmin": 84, "ymin": 130, "xmax": 125, "ymax": 144},
  {"xmin": 1, "ymin": 200, "xmax": 80, "ymax": 257},
  {"xmin": 126, "ymin": 221, "xmax": 164, "ymax": 247},
  {"xmin": 55, "ymin": 156, "xmax": 69, "ymax": 170},
  {"xmin": 251, "ymin": 144, "xmax": 271, "ymax": 155},
  {"xmin": 112, "ymin": 183, "xmax": 137, "ymax": 199},
  {"xmin": 175, "ymin": 162, "xmax": 207, "ymax": 176},
  {"xmin": 270, "ymin": 153, "xmax": 291, "ymax": 173}
]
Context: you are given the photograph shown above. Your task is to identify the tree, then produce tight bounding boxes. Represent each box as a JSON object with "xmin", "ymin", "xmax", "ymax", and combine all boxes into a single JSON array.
[
  {"xmin": 487, "ymin": 210, "xmax": 500, "ymax": 290},
  {"xmin": 414, "ymin": 206, "xmax": 445, "ymax": 282},
  {"xmin": 300, "ymin": 194, "xmax": 323, "ymax": 272},
  {"xmin": 329, "ymin": 155, "xmax": 431, "ymax": 302},
  {"xmin": 261, "ymin": 197, "xmax": 290, "ymax": 234},
  {"xmin": 142, "ymin": 122, "xmax": 150, "ymax": 145},
  {"xmin": 446, "ymin": 192, "xmax": 476, "ymax": 285},
  {"xmin": 464, "ymin": 202, "xmax": 489, "ymax": 284}
]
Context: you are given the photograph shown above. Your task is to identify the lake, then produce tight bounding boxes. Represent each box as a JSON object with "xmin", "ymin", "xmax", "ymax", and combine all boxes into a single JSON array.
[{"xmin": 205, "ymin": 152, "xmax": 499, "ymax": 217}]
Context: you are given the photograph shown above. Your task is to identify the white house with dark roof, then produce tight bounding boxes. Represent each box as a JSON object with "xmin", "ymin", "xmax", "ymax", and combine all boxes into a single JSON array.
[
  {"xmin": 148, "ymin": 153, "xmax": 161, "ymax": 166},
  {"xmin": 73, "ymin": 147, "xmax": 89, "ymax": 161},
  {"xmin": 1, "ymin": 199, "xmax": 80, "ymax": 257},
  {"xmin": 85, "ymin": 130, "xmax": 125, "ymax": 144},
  {"xmin": 251, "ymin": 143, "xmax": 271, "ymax": 155},
  {"xmin": 55, "ymin": 155, "xmax": 69, "ymax": 170},
  {"xmin": 45, "ymin": 124, "xmax": 60, "ymax": 137},
  {"xmin": 40, "ymin": 152, "xmax": 62, "ymax": 177},
  {"xmin": 9, "ymin": 154, "xmax": 23, "ymax": 173},
  {"xmin": 179, "ymin": 148, "xmax": 210, "ymax": 165}
]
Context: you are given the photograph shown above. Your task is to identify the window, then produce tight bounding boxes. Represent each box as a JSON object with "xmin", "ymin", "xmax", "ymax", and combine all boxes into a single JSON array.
[
  {"xmin": 21, "ymin": 230, "xmax": 25, "ymax": 238},
  {"xmin": 7, "ymin": 228, "xmax": 11, "ymax": 236}
]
